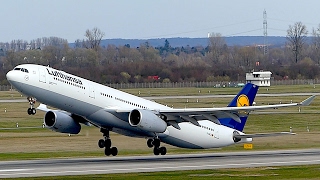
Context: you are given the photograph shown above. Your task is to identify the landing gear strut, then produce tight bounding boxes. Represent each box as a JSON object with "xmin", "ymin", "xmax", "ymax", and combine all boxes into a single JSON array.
[
  {"xmin": 147, "ymin": 138, "xmax": 167, "ymax": 155},
  {"xmin": 98, "ymin": 128, "xmax": 118, "ymax": 156},
  {"xmin": 27, "ymin": 97, "xmax": 36, "ymax": 115}
]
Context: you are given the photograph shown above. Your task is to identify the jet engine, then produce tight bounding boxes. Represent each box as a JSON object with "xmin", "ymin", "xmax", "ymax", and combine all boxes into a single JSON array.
[
  {"xmin": 44, "ymin": 110, "xmax": 81, "ymax": 134},
  {"xmin": 129, "ymin": 109, "xmax": 167, "ymax": 133},
  {"xmin": 233, "ymin": 131, "xmax": 241, "ymax": 143}
]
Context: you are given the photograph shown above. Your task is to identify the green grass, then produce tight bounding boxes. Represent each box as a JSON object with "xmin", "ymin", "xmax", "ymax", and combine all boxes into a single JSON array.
[
  {"xmin": 0, "ymin": 85, "xmax": 320, "ymax": 178},
  {"xmin": 0, "ymin": 84, "xmax": 319, "ymax": 161},
  {"xmin": 4, "ymin": 84, "xmax": 320, "ymax": 98},
  {"xmin": 0, "ymin": 90, "xmax": 24, "ymax": 99},
  {"xmin": 122, "ymin": 84, "xmax": 320, "ymax": 96},
  {"xmin": 4, "ymin": 165, "xmax": 320, "ymax": 180}
]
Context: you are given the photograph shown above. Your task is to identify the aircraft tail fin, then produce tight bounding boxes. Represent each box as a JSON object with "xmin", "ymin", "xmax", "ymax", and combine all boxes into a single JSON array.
[
  {"xmin": 220, "ymin": 83, "xmax": 259, "ymax": 131},
  {"xmin": 227, "ymin": 83, "xmax": 259, "ymax": 107}
]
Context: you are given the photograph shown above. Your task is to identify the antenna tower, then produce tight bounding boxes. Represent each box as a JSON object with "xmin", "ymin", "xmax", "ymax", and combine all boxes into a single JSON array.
[{"xmin": 263, "ymin": 9, "xmax": 268, "ymax": 55}]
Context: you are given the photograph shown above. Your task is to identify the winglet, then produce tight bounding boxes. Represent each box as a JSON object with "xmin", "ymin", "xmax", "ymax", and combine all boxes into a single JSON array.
[{"xmin": 299, "ymin": 95, "xmax": 316, "ymax": 106}]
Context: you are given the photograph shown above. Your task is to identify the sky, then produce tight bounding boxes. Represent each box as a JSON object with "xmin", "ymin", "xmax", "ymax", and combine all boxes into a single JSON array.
[{"xmin": 1, "ymin": 0, "xmax": 320, "ymax": 43}]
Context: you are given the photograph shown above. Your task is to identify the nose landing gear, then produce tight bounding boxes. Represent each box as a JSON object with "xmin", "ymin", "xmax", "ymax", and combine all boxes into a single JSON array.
[{"xmin": 27, "ymin": 97, "xmax": 37, "ymax": 115}]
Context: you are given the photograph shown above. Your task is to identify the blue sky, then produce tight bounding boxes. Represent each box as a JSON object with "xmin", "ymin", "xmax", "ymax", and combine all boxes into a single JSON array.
[{"xmin": 1, "ymin": 0, "xmax": 319, "ymax": 42}]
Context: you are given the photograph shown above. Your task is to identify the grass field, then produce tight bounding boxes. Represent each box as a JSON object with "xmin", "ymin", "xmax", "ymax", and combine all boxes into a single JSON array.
[
  {"xmin": 3, "ymin": 165, "xmax": 320, "ymax": 180},
  {"xmin": 122, "ymin": 84, "xmax": 320, "ymax": 96},
  {"xmin": 0, "ymin": 85, "xmax": 319, "ymax": 160},
  {"xmin": 0, "ymin": 85, "xmax": 320, "ymax": 178}
]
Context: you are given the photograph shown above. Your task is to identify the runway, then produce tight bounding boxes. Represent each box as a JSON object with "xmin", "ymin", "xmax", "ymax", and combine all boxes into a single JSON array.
[{"xmin": 1, "ymin": 149, "xmax": 320, "ymax": 178}]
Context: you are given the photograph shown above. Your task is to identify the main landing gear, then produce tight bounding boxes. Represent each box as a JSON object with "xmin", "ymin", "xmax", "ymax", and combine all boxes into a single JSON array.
[
  {"xmin": 98, "ymin": 128, "xmax": 118, "ymax": 156},
  {"xmin": 27, "ymin": 97, "xmax": 36, "ymax": 115},
  {"xmin": 147, "ymin": 138, "xmax": 167, "ymax": 155}
]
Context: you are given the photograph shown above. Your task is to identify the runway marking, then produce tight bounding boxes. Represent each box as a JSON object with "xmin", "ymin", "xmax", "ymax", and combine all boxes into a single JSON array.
[
  {"xmin": 0, "ymin": 169, "xmax": 32, "ymax": 172},
  {"xmin": 2, "ymin": 159, "xmax": 320, "ymax": 177}
]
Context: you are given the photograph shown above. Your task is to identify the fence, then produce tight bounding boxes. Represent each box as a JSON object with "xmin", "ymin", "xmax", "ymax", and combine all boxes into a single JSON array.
[
  {"xmin": 2, "ymin": 79, "xmax": 320, "ymax": 91},
  {"xmin": 107, "ymin": 79, "xmax": 320, "ymax": 89},
  {"xmin": 0, "ymin": 85, "xmax": 13, "ymax": 91}
]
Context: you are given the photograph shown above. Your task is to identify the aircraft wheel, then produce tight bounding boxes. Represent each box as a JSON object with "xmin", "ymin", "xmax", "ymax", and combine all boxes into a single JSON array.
[
  {"xmin": 27, "ymin": 108, "xmax": 32, "ymax": 115},
  {"xmin": 153, "ymin": 139, "xmax": 160, "ymax": 147},
  {"xmin": 104, "ymin": 148, "xmax": 111, "ymax": 156},
  {"xmin": 147, "ymin": 139, "xmax": 154, "ymax": 148},
  {"xmin": 153, "ymin": 147, "xmax": 160, "ymax": 155},
  {"xmin": 111, "ymin": 147, "xmax": 118, "ymax": 156},
  {"xmin": 160, "ymin": 147, "xmax": 167, "ymax": 155},
  {"xmin": 31, "ymin": 108, "xmax": 36, "ymax": 115},
  {"xmin": 105, "ymin": 139, "xmax": 111, "ymax": 148},
  {"xmin": 98, "ymin": 139, "xmax": 105, "ymax": 148}
]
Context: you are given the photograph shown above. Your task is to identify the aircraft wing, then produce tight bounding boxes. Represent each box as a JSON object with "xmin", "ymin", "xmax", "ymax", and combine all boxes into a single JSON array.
[
  {"xmin": 105, "ymin": 95, "xmax": 315, "ymax": 131},
  {"xmin": 157, "ymin": 95, "xmax": 315, "ymax": 129},
  {"xmin": 161, "ymin": 95, "xmax": 315, "ymax": 113}
]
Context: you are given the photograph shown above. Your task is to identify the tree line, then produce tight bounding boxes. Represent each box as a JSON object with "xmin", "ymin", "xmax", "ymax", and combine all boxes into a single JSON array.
[{"xmin": 0, "ymin": 23, "xmax": 320, "ymax": 85}]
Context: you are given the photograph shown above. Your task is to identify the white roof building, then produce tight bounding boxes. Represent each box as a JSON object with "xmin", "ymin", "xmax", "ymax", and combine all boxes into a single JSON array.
[{"xmin": 246, "ymin": 71, "xmax": 272, "ymax": 87}]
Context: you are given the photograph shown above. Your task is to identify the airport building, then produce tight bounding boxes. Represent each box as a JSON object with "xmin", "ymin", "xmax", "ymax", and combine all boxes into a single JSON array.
[{"xmin": 246, "ymin": 71, "xmax": 272, "ymax": 87}]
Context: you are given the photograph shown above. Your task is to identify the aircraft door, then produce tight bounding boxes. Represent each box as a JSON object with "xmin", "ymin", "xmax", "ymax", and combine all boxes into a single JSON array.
[
  {"xmin": 39, "ymin": 69, "xmax": 46, "ymax": 83},
  {"xmin": 213, "ymin": 125, "xmax": 219, "ymax": 139},
  {"xmin": 89, "ymin": 86, "xmax": 95, "ymax": 98}
]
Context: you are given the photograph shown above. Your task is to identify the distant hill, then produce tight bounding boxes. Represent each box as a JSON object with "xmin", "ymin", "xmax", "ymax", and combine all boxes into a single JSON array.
[
  {"xmin": 71, "ymin": 36, "xmax": 312, "ymax": 48},
  {"xmin": 95, "ymin": 36, "xmax": 290, "ymax": 48}
]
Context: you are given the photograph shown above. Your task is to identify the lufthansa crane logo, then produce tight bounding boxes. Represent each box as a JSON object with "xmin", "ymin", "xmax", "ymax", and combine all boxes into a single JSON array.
[
  {"xmin": 237, "ymin": 94, "xmax": 249, "ymax": 107},
  {"xmin": 24, "ymin": 75, "xmax": 29, "ymax": 81}
]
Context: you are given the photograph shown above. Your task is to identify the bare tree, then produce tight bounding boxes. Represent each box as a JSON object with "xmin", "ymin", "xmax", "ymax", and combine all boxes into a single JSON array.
[
  {"xmin": 286, "ymin": 22, "xmax": 308, "ymax": 63},
  {"xmin": 312, "ymin": 24, "xmax": 320, "ymax": 64},
  {"xmin": 208, "ymin": 33, "xmax": 226, "ymax": 64},
  {"xmin": 84, "ymin": 27, "xmax": 105, "ymax": 51}
]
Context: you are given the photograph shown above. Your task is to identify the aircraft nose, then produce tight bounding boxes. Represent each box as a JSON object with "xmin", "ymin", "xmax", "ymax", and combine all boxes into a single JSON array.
[{"xmin": 6, "ymin": 70, "xmax": 15, "ymax": 82}]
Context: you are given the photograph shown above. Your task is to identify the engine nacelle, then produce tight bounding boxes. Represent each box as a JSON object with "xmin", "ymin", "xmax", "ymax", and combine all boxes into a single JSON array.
[
  {"xmin": 233, "ymin": 131, "xmax": 241, "ymax": 142},
  {"xmin": 44, "ymin": 110, "xmax": 81, "ymax": 134},
  {"xmin": 129, "ymin": 109, "xmax": 167, "ymax": 133}
]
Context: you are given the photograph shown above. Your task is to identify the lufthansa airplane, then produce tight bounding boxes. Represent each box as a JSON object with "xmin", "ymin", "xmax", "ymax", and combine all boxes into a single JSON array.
[{"xmin": 6, "ymin": 64, "xmax": 315, "ymax": 156}]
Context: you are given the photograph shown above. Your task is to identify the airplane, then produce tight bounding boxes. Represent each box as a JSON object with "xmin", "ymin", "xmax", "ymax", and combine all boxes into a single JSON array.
[{"xmin": 6, "ymin": 64, "xmax": 315, "ymax": 156}]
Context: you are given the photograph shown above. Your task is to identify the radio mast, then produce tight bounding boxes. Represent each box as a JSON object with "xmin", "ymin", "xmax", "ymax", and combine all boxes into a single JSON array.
[{"xmin": 263, "ymin": 9, "xmax": 268, "ymax": 55}]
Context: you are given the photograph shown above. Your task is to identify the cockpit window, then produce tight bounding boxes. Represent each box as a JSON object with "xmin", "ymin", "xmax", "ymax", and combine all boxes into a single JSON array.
[{"xmin": 13, "ymin": 67, "xmax": 29, "ymax": 73}]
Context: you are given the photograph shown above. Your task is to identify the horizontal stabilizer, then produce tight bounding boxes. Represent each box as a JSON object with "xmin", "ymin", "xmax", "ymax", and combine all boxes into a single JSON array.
[
  {"xmin": 234, "ymin": 132, "xmax": 295, "ymax": 139},
  {"xmin": 299, "ymin": 95, "xmax": 316, "ymax": 106}
]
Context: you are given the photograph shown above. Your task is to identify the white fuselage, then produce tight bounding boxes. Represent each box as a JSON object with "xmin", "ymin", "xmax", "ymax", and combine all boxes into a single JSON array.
[{"xmin": 6, "ymin": 64, "xmax": 250, "ymax": 149}]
